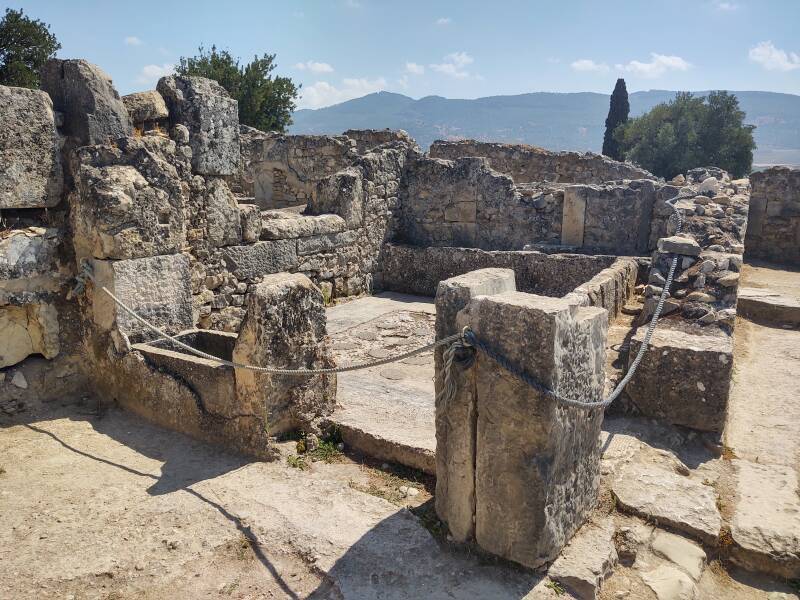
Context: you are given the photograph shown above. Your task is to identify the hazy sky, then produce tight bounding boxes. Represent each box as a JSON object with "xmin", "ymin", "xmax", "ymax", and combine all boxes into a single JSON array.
[{"xmin": 7, "ymin": 0, "xmax": 800, "ymax": 108}]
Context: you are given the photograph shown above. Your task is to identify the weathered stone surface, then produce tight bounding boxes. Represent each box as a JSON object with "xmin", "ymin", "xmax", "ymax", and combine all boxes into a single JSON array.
[
  {"xmin": 40, "ymin": 58, "xmax": 132, "ymax": 146},
  {"xmin": 430, "ymin": 139, "xmax": 655, "ymax": 184},
  {"xmin": 260, "ymin": 213, "xmax": 347, "ymax": 240},
  {"xmin": 0, "ymin": 228, "xmax": 67, "ymax": 293},
  {"xmin": 651, "ymin": 531, "xmax": 707, "ymax": 581},
  {"xmin": 70, "ymin": 136, "xmax": 187, "ymax": 260},
  {"xmin": 730, "ymin": 460, "xmax": 800, "ymax": 579},
  {"xmin": 232, "ymin": 272, "xmax": 336, "ymax": 435},
  {"xmin": 312, "ymin": 167, "xmax": 365, "ymax": 227},
  {"xmin": 0, "ymin": 303, "xmax": 60, "ymax": 367},
  {"xmin": 157, "ymin": 75, "xmax": 240, "ymax": 176},
  {"xmin": 612, "ymin": 462, "xmax": 721, "ymax": 544},
  {"xmin": 642, "ymin": 565, "xmax": 698, "ymax": 600},
  {"xmin": 434, "ymin": 268, "xmax": 517, "ymax": 542},
  {"xmin": 238, "ymin": 204, "xmax": 262, "ymax": 243},
  {"xmin": 92, "ymin": 254, "xmax": 193, "ymax": 341},
  {"xmin": 204, "ymin": 178, "xmax": 241, "ymax": 247},
  {"xmin": 0, "ymin": 85, "xmax": 62, "ymax": 208},
  {"xmin": 626, "ymin": 325, "xmax": 733, "ymax": 432},
  {"xmin": 658, "ymin": 235, "xmax": 701, "ymax": 256},
  {"xmin": 561, "ymin": 187, "xmax": 586, "ymax": 246},
  {"xmin": 737, "ymin": 287, "xmax": 800, "ymax": 327},
  {"xmin": 122, "ymin": 90, "xmax": 169, "ymax": 125},
  {"xmin": 462, "ymin": 292, "xmax": 607, "ymax": 568},
  {"xmin": 548, "ymin": 519, "xmax": 617, "ymax": 600},
  {"xmin": 221, "ymin": 240, "xmax": 298, "ymax": 280}
]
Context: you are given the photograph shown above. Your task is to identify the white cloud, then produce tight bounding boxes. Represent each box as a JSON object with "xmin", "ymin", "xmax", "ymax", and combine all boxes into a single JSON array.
[
  {"xmin": 570, "ymin": 59, "xmax": 609, "ymax": 73},
  {"xmin": 405, "ymin": 62, "xmax": 425, "ymax": 75},
  {"xmin": 298, "ymin": 77, "xmax": 388, "ymax": 109},
  {"xmin": 397, "ymin": 75, "xmax": 409, "ymax": 89},
  {"xmin": 714, "ymin": 1, "xmax": 737, "ymax": 10},
  {"xmin": 429, "ymin": 52, "xmax": 475, "ymax": 79},
  {"xmin": 749, "ymin": 41, "xmax": 800, "ymax": 72},
  {"xmin": 615, "ymin": 53, "xmax": 691, "ymax": 78},
  {"xmin": 124, "ymin": 36, "xmax": 143, "ymax": 46},
  {"xmin": 136, "ymin": 63, "xmax": 175, "ymax": 85},
  {"xmin": 436, "ymin": 17, "xmax": 451, "ymax": 25},
  {"xmin": 294, "ymin": 61, "xmax": 335, "ymax": 74}
]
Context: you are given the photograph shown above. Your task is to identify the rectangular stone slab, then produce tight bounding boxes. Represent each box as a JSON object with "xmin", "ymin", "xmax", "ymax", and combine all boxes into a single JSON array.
[{"xmin": 462, "ymin": 291, "xmax": 607, "ymax": 568}]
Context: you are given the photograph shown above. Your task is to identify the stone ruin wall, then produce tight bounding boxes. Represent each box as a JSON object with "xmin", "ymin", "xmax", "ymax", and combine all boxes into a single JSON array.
[
  {"xmin": 429, "ymin": 139, "xmax": 656, "ymax": 184},
  {"xmin": 0, "ymin": 55, "xmax": 787, "ymax": 442},
  {"xmin": 745, "ymin": 166, "xmax": 800, "ymax": 266}
]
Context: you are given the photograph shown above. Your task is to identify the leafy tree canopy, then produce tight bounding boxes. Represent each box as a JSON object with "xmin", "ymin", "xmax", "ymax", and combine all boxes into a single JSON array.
[
  {"xmin": 0, "ymin": 8, "xmax": 61, "ymax": 88},
  {"xmin": 176, "ymin": 45, "xmax": 300, "ymax": 133},
  {"xmin": 615, "ymin": 91, "xmax": 756, "ymax": 179}
]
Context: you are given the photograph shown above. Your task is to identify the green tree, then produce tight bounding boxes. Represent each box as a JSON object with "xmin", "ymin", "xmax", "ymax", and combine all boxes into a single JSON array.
[
  {"xmin": 602, "ymin": 78, "xmax": 629, "ymax": 161},
  {"xmin": 176, "ymin": 45, "xmax": 300, "ymax": 133},
  {"xmin": 0, "ymin": 8, "xmax": 61, "ymax": 88},
  {"xmin": 615, "ymin": 91, "xmax": 755, "ymax": 178}
]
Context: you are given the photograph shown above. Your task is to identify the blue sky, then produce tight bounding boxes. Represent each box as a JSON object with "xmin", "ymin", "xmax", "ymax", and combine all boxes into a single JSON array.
[{"xmin": 6, "ymin": 1, "xmax": 800, "ymax": 108}]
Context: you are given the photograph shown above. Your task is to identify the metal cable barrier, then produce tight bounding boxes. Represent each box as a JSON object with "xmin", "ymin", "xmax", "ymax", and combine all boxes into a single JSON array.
[{"xmin": 76, "ymin": 192, "xmax": 687, "ymax": 411}]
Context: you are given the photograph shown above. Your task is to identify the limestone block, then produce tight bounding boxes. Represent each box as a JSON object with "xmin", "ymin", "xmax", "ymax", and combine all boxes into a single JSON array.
[
  {"xmin": 0, "ymin": 228, "xmax": 66, "ymax": 294},
  {"xmin": 548, "ymin": 519, "xmax": 617, "ymax": 600},
  {"xmin": 71, "ymin": 137, "xmax": 187, "ymax": 261},
  {"xmin": 612, "ymin": 462, "xmax": 721, "ymax": 544},
  {"xmin": 238, "ymin": 204, "xmax": 262, "ymax": 243},
  {"xmin": 658, "ymin": 235, "xmax": 701, "ymax": 256},
  {"xmin": 260, "ymin": 214, "xmax": 347, "ymax": 240},
  {"xmin": 730, "ymin": 460, "xmax": 800, "ymax": 579},
  {"xmin": 0, "ymin": 303, "xmax": 60, "ymax": 368},
  {"xmin": 204, "ymin": 178, "xmax": 241, "ymax": 247},
  {"xmin": 461, "ymin": 292, "xmax": 607, "ymax": 568},
  {"xmin": 434, "ymin": 268, "xmax": 517, "ymax": 542},
  {"xmin": 626, "ymin": 326, "xmax": 733, "ymax": 432},
  {"xmin": 221, "ymin": 240, "xmax": 298, "ymax": 281},
  {"xmin": 233, "ymin": 272, "xmax": 336, "ymax": 435},
  {"xmin": 157, "ymin": 75, "xmax": 240, "ymax": 176},
  {"xmin": 311, "ymin": 167, "xmax": 364, "ymax": 227},
  {"xmin": 561, "ymin": 187, "xmax": 586, "ymax": 246},
  {"xmin": 122, "ymin": 90, "xmax": 168, "ymax": 125},
  {"xmin": 92, "ymin": 254, "xmax": 193, "ymax": 341},
  {"xmin": 40, "ymin": 59, "xmax": 132, "ymax": 146},
  {"xmin": 651, "ymin": 531, "xmax": 707, "ymax": 581},
  {"xmin": 641, "ymin": 565, "xmax": 698, "ymax": 600},
  {"xmin": 0, "ymin": 86, "xmax": 62, "ymax": 208},
  {"xmin": 297, "ymin": 230, "xmax": 358, "ymax": 256}
]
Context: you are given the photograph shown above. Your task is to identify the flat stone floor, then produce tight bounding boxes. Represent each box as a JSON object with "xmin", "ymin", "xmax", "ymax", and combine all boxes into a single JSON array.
[{"xmin": 327, "ymin": 293, "xmax": 438, "ymax": 473}]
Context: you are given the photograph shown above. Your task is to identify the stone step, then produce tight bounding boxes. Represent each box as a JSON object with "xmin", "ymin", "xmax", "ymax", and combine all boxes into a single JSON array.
[
  {"xmin": 737, "ymin": 287, "xmax": 800, "ymax": 327},
  {"xmin": 730, "ymin": 459, "xmax": 800, "ymax": 579},
  {"xmin": 329, "ymin": 369, "xmax": 436, "ymax": 474}
]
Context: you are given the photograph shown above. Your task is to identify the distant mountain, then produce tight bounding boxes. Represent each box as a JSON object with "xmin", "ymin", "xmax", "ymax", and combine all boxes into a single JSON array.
[{"xmin": 289, "ymin": 90, "xmax": 800, "ymax": 167}]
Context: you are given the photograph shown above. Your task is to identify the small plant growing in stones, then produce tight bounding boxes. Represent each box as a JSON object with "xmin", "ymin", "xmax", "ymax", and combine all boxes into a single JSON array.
[{"xmin": 545, "ymin": 580, "xmax": 565, "ymax": 596}]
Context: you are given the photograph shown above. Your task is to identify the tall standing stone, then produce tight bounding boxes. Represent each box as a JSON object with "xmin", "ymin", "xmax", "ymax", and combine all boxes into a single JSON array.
[
  {"xmin": 157, "ymin": 75, "xmax": 240, "ymax": 176},
  {"xmin": 232, "ymin": 273, "xmax": 336, "ymax": 436},
  {"xmin": 457, "ymin": 292, "xmax": 607, "ymax": 568},
  {"xmin": 434, "ymin": 268, "xmax": 517, "ymax": 542},
  {"xmin": 0, "ymin": 85, "xmax": 63, "ymax": 208},
  {"xmin": 40, "ymin": 59, "xmax": 132, "ymax": 146}
]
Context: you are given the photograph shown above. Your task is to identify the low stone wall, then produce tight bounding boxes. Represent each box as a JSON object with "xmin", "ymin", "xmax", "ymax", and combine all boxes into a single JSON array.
[
  {"xmin": 343, "ymin": 128, "xmax": 418, "ymax": 154},
  {"xmin": 746, "ymin": 167, "xmax": 800, "ymax": 266},
  {"xmin": 429, "ymin": 139, "xmax": 655, "ymax": 184},
  {"xmin": 381, "ymin": 243, "xmax": 618, "ymax": 295}
]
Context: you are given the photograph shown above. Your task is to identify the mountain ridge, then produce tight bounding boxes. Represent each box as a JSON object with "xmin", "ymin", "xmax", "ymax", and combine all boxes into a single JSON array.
[{"xmin": 289, "ymin": 89, "xmax": 800, "ymax": 166}]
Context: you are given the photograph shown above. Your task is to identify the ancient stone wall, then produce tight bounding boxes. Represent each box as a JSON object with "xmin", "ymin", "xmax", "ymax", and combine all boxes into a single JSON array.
[
  {"xmin": 343, "ymin": 128, "xmax": 419, "ymax": 154},
  {"xmin": 745, "ymin": 167, "xmax": 800, "ymax": 266},
  {"xmin": 430, "ymin": 139, "xmax": 656, "ymax": 184},
  {"xmin": 235, "ymin": 128, "xmax": 357, "ymax": 208}
]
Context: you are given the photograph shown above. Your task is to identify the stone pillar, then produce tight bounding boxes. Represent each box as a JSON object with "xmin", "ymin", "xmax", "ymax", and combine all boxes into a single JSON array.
[
  {"xmin": 233, "ymin": 272, "xmax": 336, "ymax": 436},
  {"xmin": 434, "ymin": 268, "xmax": 516, "ymax": 542},
  {"xmin": 445, "ymin": 291, "xmax": 607, "ymax": 568}
]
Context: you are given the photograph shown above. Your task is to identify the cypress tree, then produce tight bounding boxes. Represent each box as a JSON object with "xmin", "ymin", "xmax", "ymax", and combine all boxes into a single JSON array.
[{"xmin": 602, "ymin": 78, "xmax": 630, "ymax": 161}]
